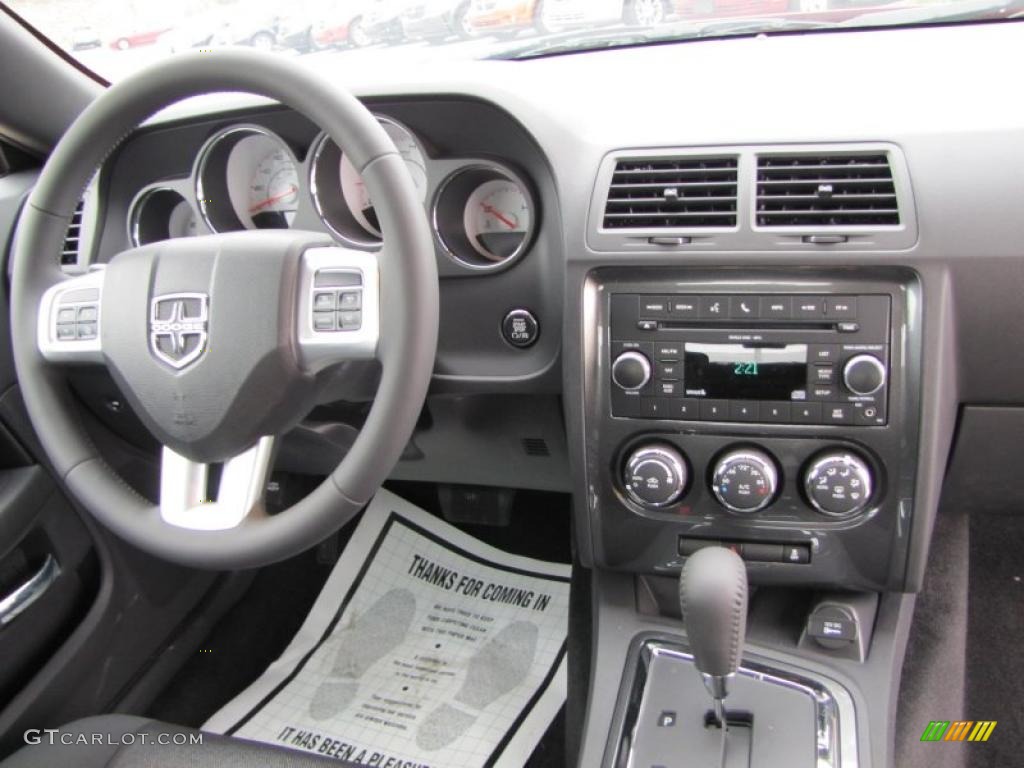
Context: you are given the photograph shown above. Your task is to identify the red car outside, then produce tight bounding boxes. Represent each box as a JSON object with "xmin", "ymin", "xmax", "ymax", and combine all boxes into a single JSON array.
[
  {"xmin": 109, "ymin": 27, "xmax": 172, "ymax": 50},
  {"xmin": 466, "ymin": 0, "xmax": 541, "ymax": 37}
]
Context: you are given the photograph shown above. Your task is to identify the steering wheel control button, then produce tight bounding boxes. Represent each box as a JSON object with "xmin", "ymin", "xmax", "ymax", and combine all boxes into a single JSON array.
[
  {"xmin": 338, "ymin": 291, "xmax": 361, "ymax": 310},
  {"xmin": 804, "ymin": 452, "xmax": 874, "ymax": 516},
  {"xmin": 338, "ymin": 310, "xmax": 362, "ymax": 330},
  {"xmin": 611, "ymin": 350, "xmax": 652, "ymax": 390},
  {"xmin": 711, "ymin": 448, "xmax": 779, "ymax": 513},
  {"xmin": 309, "ymin": 270, "xmax": 366, "ymax": 334},
  {"xmin": 56, "ymin": 325, "xmax": 76, "ymax": 341},
  {"xmin": 57, "ymin": 308, "xmax": 76, "ymax": 324},
  {"xmin": 502, "ymin": 308, "xmax": 539, "ymax": 348},
  {"xmin": 313, "ymin": 312, "xmax": 336, "ymax": 331},
  {"xmin": 77, "ymin": 323, "xmax": 97, "ymax": 340},
  {"xmin": 843, "ymin": 354, "xmax": 887, "ymax": 396},
  {"xmin": 313, "ymin": 291, "xmax": 336, "ymax": 311},
  {"xmin": 623, "ymin": 444, "xmax": 688, "ymax": 508}
]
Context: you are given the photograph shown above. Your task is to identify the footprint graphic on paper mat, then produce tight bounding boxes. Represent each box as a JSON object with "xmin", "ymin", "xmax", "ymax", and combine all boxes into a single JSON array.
[
  {"xmin": 416, "ymin": 620, "xmax": 539, "ymax": 751},
  {"xmin": 309, "ymin": 588, "xmax": 416, "ymax": 721}
]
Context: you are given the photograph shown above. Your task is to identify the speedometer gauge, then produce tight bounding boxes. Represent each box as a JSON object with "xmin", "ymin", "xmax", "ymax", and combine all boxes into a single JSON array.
[
  {"xmin": 339, "ymin": 119, "xmax": 427, "ymax": 238},
  {"xmin": 247, "ymin": 148, "xmax": 299, "ymax": 228},
  {"xmin": 463, "ymin": 179, "xmax": 531, "ymax": 262}
]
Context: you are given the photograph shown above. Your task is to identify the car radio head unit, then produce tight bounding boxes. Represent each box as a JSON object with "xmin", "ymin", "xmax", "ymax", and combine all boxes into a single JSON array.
[{"xmin": 608, "ymin": 292, "xmax": 891, "ymax": 427}]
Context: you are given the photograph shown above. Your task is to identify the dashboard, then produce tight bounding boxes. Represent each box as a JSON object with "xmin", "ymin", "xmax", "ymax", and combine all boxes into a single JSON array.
[
  {"xmin": 82, "ymin": 98, "xmax": 564, "ymax": 391},
  {"xmin": 63, "ymin": 19, "xmax": 1024, "ymax": 598}
]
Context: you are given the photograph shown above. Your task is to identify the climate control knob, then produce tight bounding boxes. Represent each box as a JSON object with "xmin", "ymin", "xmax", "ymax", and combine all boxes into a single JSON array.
[
  {"xmin": 611, "ymin": 350, "xmax": 652, "ymax": 391},
  {"xmin": 711, "ymin": 448, "xmax": 779, "ymax": 513},
  {"xmin": 843, "ymin": 354, "xmax": 886, "ymax": 396},
  {"xmin": 804, "ymin": 452, "xmax": 873, "ymax": 516},
  {"xmin": 623, "ymin": 444, "xmax": 688, "ymax": 508}
]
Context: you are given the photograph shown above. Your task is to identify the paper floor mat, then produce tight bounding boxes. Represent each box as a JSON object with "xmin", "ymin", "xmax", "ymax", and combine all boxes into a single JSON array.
[{"xmin": 204, "ymin": 488, "xmax": 571, "ymax": 768}]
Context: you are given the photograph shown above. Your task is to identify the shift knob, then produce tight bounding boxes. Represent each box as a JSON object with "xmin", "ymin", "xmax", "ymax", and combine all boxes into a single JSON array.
[{"xmin": 679, "ymin": 547, "xmax": 748, "ymax": 683}]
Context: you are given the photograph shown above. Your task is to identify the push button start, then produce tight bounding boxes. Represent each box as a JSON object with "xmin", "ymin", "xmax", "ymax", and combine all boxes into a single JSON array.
[{"xmin": 502, "ymin": 308, "xmax": 539, "ymax": 348}]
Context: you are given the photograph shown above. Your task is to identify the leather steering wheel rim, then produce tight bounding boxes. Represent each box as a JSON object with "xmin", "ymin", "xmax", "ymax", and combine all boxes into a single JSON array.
[{"xmin": 9, "ymin": 50, "xmax": 439, "ymax": 569}]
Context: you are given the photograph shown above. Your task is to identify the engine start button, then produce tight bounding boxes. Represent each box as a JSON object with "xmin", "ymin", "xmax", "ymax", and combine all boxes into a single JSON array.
[{"xmin": 502, "ymin": 308, "xmax": 539, "ymax": 348}]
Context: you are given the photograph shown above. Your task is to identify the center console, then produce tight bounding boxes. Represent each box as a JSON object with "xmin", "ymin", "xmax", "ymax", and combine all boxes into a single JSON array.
[{"xmin": 582, "ymin": 268, "xmax": 922, "ymax": 592}]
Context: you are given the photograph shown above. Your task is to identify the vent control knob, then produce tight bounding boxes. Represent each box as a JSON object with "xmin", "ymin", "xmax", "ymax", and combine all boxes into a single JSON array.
[
  {"xmin": 612, "ymin": 350, "xmax": 652, "ymax": 391},
  {"xmin": 804, "ymin": 452, "xmax": 873, "ymax": 517}
]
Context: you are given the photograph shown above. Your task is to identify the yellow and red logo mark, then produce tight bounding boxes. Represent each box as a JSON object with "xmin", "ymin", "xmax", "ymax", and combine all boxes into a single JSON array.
[{"xmin": 921, "ymin": 721, "xmax": 997, "ymax": 742}]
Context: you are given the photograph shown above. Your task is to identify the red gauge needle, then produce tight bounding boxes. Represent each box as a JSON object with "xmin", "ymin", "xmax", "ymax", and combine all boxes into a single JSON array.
[
  {"xmin": 481, "ymin": 203, "xmax": 517, "ymax": 229},
  {"xmin": 249, "ymin": 185, "xmax": 298, "ymax": 213}
]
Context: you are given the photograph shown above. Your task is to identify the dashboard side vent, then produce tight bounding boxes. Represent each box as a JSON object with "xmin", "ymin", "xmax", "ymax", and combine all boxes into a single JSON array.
[
  {"xmin": 61, "ymin": 200, "xmax": 85, "ymax": 266},
  {"xmin": 603, "ymin": 156, "xmax": 739, "ymax": 229},
  {"xmin": 756, "ymin": 153, "xmax": 900, "ymax": 227}
]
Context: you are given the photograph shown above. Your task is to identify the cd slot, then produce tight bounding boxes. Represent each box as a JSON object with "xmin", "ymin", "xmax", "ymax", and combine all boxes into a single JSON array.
[{"xmin": 655, "ymin": 321, "xmax": 836, "ymax": 332}]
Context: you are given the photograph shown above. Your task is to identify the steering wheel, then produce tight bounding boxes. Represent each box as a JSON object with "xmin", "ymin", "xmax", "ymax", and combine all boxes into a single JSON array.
[{"xmin": 9, "ymin": 50, "xmax": 439, "ymax": 570}]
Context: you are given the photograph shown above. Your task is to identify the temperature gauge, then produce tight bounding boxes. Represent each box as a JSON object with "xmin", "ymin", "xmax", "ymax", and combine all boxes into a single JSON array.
[{"xmin": 463, "ymin": 179, "xmax": 532, "ymax": 262}]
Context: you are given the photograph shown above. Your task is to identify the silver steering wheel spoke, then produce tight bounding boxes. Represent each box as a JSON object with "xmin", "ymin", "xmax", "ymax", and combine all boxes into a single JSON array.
[
  {"xmin": 37, "ymin": 267, "xmax": 105, "ymax": 364},
  {"xmin": 296, "ymin": 245, "xmax": 380, "ymax": 373},
  {"xmin": 160, "ymin": 436, "xmax": 275, "ymax": 531}
]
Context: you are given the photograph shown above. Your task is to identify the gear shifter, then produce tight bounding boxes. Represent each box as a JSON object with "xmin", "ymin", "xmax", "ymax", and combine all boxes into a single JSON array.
[{"xmin": 679, "ymin": 546, "xmax": 748, "ymax": 728}]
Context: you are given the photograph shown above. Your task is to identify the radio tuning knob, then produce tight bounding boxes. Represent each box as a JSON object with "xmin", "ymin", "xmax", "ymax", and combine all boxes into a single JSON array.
[
  {"xmin": 804, "ymin": 452, "xmax": 873, "ymax": 517},
  {"xmin": 843, "ymin": 354, "xmax": 886, "ymax": 396},
  {"xmin": 611, "ymin": 350, "xmax": 652, "ymax": 391},
  {"xmin": 711, "ymin": 448, "xmax": 779, "ymax": 513},
  {"xmin": 623, "ymin": 444, "xmax": 688, "ymax": 508}
]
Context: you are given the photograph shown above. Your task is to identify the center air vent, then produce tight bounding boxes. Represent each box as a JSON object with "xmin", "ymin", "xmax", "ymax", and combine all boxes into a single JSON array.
[
  {"xmin": 603, "ymin": 156, "xmax": 739, "ymax": 229},
  {"xmin": 756, "ymin": 153, "xmax": 900, "ymax": 227},
  {"xmin": 61, "ymin": 200, "xmax": 85, "ymax": 266}
]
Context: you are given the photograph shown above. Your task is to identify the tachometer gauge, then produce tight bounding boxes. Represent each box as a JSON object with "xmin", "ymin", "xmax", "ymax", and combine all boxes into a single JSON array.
[
  {"xmin": 339, "ymin": 119, "xmax": 427, "ymax": 238},
  {"xmin": 464, "ymin": 179, "xmax": 531, "ymax": 262},
  {"xmin": 246, "ymin": 148, "xmax": 299, "ymax": 229},
  {"xmin": 197, "ymin": 126, "xmax": 301, "ymax": 233}
]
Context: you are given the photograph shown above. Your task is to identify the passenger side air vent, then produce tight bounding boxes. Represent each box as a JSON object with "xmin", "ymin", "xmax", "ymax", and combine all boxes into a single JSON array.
[
  {"xmin": 61, "ymin": 200, "xmax": 85, "ymax": 266},
  {"xmin": 756, "ymin": 153, "xmax": 900, "ymax": 227},
  {"xmin": 603, "ymin": 156, "xmax": 739, "ymax": 229}
]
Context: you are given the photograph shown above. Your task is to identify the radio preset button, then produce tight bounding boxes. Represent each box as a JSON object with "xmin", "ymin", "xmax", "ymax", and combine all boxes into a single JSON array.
[
  {"xmin": 670, "ymin": 400, "xmax": 700, "ymax": 420},
  {"xmin": 760, "ymin": 402, "xmax": 792, "ymax": 422},
  {"xmin": 792, "ymin": 403, "xmax": 822, "ymax": 423},
  {"xmin": 641, "ymin": 398, "xmax": 669, "ymax": 418},
  {"xmin": 700, "ymin": 400, "xmax": 729, "ymax": 421},
  {"xmin": 730, "ymin": 401, "xmax": 759, "ymax": 422}
]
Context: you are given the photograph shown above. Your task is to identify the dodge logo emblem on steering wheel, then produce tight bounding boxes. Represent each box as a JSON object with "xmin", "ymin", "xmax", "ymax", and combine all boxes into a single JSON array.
[{"xmin": 149, "ymin": 293, "xmax": 209, "ymax": 370}]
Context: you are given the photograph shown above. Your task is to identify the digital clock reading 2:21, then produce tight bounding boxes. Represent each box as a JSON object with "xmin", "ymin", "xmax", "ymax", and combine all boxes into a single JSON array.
[{"xmin": 733, "ymin": 362, "xmax": 759, "ymax": 376}]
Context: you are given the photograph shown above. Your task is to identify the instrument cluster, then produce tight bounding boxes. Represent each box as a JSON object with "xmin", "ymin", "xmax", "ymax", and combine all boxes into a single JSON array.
[{"xmin": 127, "ymin": 116, "xmax": 538, "ymax": 272}]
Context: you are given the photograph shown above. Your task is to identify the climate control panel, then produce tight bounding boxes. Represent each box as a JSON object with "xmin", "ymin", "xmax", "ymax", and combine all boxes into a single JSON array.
[{"xmin": 621, "ymin": 442, "xmax": 875, "ymax": 519}]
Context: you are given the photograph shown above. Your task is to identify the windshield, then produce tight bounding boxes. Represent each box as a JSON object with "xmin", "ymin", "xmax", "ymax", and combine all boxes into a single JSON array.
[{"xmin": 5, "ymin": 0, "xmax": 1022, "ymax": 79}]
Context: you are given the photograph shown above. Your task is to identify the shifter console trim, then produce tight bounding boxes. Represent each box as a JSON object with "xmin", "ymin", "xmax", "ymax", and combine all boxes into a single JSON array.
[{"xmin": 609, "ymin": 635, "xmax": 858, "ymax": 768}]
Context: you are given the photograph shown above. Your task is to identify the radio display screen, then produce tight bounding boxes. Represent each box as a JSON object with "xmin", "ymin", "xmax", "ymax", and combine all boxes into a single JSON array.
[{"xmin": 684, "ymin": 343, "xmax": 808, "ymax": 400}]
